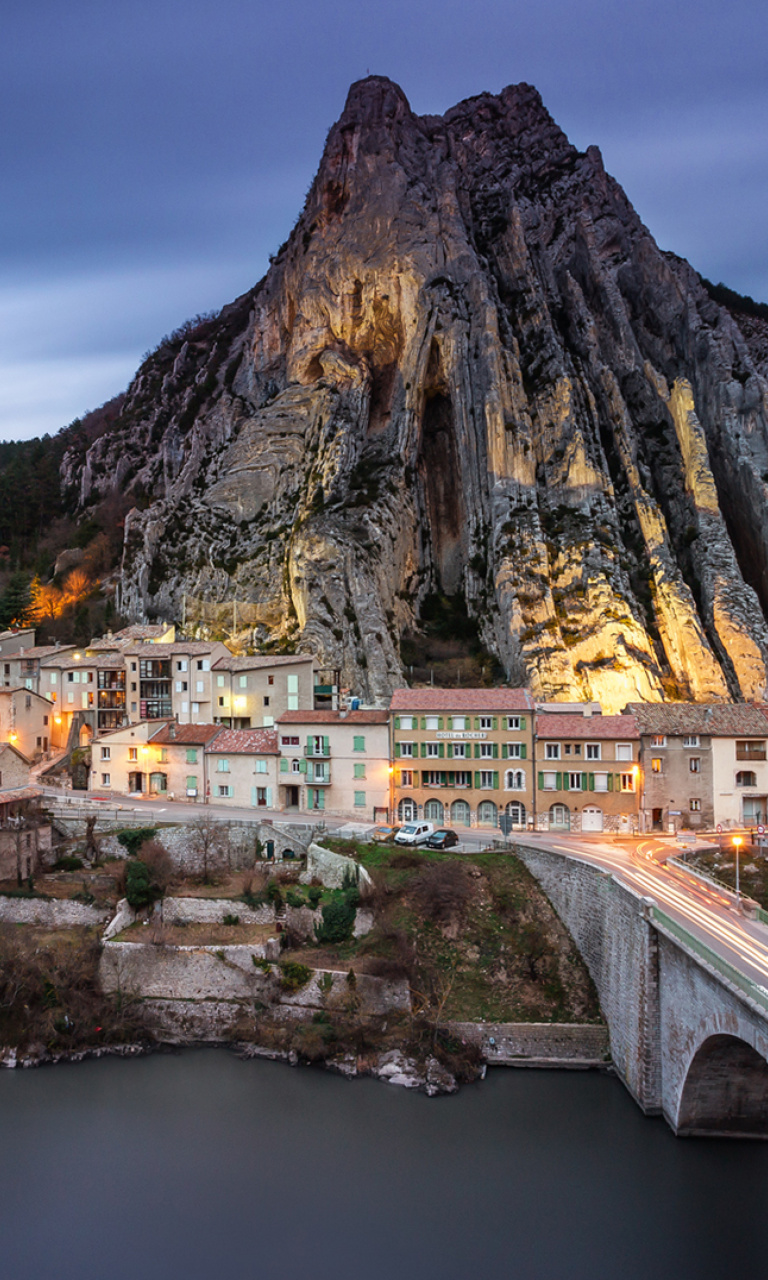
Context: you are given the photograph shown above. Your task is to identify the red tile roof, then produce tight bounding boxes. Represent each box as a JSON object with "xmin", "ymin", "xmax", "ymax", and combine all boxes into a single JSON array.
[
  {"xmin": 205, "ymin": 729, "xmax": 279, "ymax": 755},
  {"xmin": 625, "ymin": 702, "xmax": 768, "ymax": 737},
  {"xmin": 536, "ymin": 713, "xmax": 639, "ymax": 739},
  {"xmin": 149, "ymin": 723, "xmax": 223, "ymax": 746},
  {"xmin": 0, "ymin": 786, "xmax": 43, "ymax": 804},
  {"xmin": 278, "ymin": 709, "xmax": 389, "ymax": 725},
  {"xmin": 389, "ymin": 688, "xmax": 534, "ymax": 712},
  {"xmin": 212, "ymin": 654, "xmax": 314, "ymax": 671}
]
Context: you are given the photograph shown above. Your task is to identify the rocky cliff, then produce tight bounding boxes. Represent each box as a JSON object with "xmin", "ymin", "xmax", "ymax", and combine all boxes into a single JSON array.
[{"xmin": 62, "ymin": 77, "xmax": 768, "ymax": 710}]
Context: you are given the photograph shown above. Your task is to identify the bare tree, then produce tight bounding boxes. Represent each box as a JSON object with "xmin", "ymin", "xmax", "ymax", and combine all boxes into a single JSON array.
[{"xmin": 188, "ymin": 814, "xmax": 224, "ymax": 884}]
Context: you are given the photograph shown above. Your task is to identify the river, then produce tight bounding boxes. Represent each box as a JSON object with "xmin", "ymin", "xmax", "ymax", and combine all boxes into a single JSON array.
[{"xmin": 1, "ymin": 1051, "xmax": 767, "ymax": 1280}]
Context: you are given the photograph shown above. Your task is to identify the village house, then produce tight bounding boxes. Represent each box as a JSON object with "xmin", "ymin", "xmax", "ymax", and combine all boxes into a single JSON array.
[
  {"xmin": 123, "ymin": 641, "xmax": 231, "ymax": 724},
  {"xmin": 89, "ymin": 719, "xmax": 172, "ymax": 794},
  {"xmin": 390, "ymin": 689, "xmax": 535, "ymax": 829},
  {"xmin": 627, "ymin": 702, "xmax": 768, "ymax": 831},
  {"xmin": 137, "ymin": 722, "xmax": 223, "ymax": 799},
  {"xmin": 276, "ymin": 709, "xmax": 390, "ymax": 818},
  {"xmin": 534, "ymin": 710, "xmax": 640, "ymax": 832},
  {"xmin": 0, "ymin": 787, "xmax": 52, "ymax": 882},
  {"xmin": 0, "ymin": 687, "xmax": 61, "ymax": 760},
  {"xmin": 210, "ymin": 654, "xmax": 316, "ymax": 729},
  {"xmin": 205, "ymin": 727, "xmax": 280, "ymax": 809},
  {"xmin": 0, "ymin": 628, "xmax": 36, "ymax": 673}
]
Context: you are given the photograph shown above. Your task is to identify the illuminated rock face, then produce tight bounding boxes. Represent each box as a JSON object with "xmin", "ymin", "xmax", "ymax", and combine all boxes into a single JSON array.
[{"xmin": 70, "ymin": 77, "xmax": 768, "ymax": 709}]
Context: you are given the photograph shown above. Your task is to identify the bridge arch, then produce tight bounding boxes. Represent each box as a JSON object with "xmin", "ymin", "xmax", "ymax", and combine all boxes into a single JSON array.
[{"xmin": 676, "ymin": 1033, "xmax": 768, "ymax": 1137}]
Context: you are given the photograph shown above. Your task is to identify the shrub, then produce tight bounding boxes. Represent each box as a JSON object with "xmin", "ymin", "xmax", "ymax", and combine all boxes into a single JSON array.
[
  {"xmin": 251, "ymin": 955, "xmax": 272, "ymax": 971},
  {"xmin": 307, "ymin": 886, "xmax": 323, "ymax": 908},
  {"xmin": 138, "ymin": 839, "xmax": 173, "ymax": 896},
  {"xmin": 411, "ymin": 861, "xmax": 472, "ymax": 924},
  {"xmin": 314, "ymin": 897, "xmax": 356, "ymax": 945},
  {"xmin": 116, "ymin": 828, "xmax": 157, "ymax": 858},
  {"xmin": 285, "ymin": 890, "xmax": 305, "ymax": 909},
  {"xmin": 266, "ymin": 879, "xmax": 283, "ymax": 908},
  {"xmin": 53, "ymin": 856, "xmax": 84, "ymax": 872},
  {"xmin": 124, "ymin": 860, "xmax": 157, "ymax": 911},
  {"xmin": 279, "ymin": 960, "xmax": 313, "ymax": 992},
  {"xmin": 223, "ymin": 913, "xmax": 240, "ymax": 926}
]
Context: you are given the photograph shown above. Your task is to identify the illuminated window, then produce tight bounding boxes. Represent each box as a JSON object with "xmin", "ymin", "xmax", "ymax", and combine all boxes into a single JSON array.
[
  {"xmin": 651, "ymin": 758, "xmax": 662, "ymax": 774},
  {"xmin": 690, "ymin": 798, "xmax": 701, "ymax": 812}
]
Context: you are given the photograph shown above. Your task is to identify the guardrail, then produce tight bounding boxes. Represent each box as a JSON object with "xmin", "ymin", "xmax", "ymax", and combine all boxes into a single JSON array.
[
  {"xmin": 666, "ymin": 855, "xmax": 739, "ymax": 900},
  {"xmin": 650, "ymin": 904, "xmax": 768, "ymax": 1015}
]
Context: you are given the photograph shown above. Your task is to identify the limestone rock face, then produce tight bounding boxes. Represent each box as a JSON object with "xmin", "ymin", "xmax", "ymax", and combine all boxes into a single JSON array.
[{"xmin": 64, "ymin": 77, "xmax": 768, "ymax": 709}]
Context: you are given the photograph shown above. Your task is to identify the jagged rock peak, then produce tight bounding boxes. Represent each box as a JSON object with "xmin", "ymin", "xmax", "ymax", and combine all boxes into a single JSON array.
[{"xmin": 66, "ymin": 78, "xmax": 768, "ymax": 711}]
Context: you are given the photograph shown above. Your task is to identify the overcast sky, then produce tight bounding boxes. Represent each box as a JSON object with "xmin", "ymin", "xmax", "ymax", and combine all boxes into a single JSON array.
[{"xmin": 2, "ymin": 0, "xmax": 767, "ymax": 442}]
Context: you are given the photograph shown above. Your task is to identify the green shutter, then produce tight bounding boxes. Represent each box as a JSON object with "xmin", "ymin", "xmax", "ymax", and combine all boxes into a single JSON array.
[
  {"xmin": 438, "ymin": 743, "xmax": 445, "ymax": 758},
  {"xmin": 438, "ymin": 717, "xmax": 443, "ymax": 730},
  {"xmin": 563, "ymin": 772, "xmax": 570, "ymax": 791},
  {"xmin": 608, "ymin": 773, "xmax": 614, "ymax": 792},
  {"xmin": 474, "ymin": 771, "xmax": 481, "ymax": 789},
  {"xmin": 305, "ymin": 735, "xmax": 312, "ymax": 755},
  {"xmin": 520, "ymin": 743, "xmax": 527, "ymax": 760},
  {"xmin": 318, "ymin": 789, "xmax": 325, "ymax": 810},
  {"xmin": 581, "ymin": 773, "xmax": 587, "ymax": 791},
  {"xmin": 492, "ymin": 742, "xmax": 498, "ymax": 759},
  {"xmin": 502, "ymin": 743, "xmax": 508, "ymax": 759},
  {"xmin": 447, "ymin": 743, "xmax": 453, "ymax": 759},
  {"xmin": 538, "ymin": 771, "xmax": 544, "ymax": 790},
  {"xmin": 280, "ymin": 758, "xmax": 288, "ymax": 773},
  {"xmin": 299, "ymin": 758, "xmax": 307, "ymax": 774},
  {"xmin": 394, "ymin": 717, "xmax": 400, "ymax": 730},
  {"xmin": 493, "ymin": 771, "xmax": 499, "ymax": 789},
  {"xmin": 474, "ymin": 743, "xmax": 480, "ymax": 758},
  {"xmin": 556, "ymin": 771, "xmax": 562, "ymax": 791},
  {"xmin": 421, "ymin": 717, "xmax": 426, "ymax": 730},
  {"xmin": 421, "ymin": 742, "xmax": 427, "ymax": 758},
  {"xmin": 395, "ymin": 741, "xmax": 401, "ymax": 758},
  {"xmin": 492, "ymin": 717, "xmax": 498, "ymax": 731},
  {"xmin": 474, "ymin": 717, "xmax": 480, "ymax": 730},
  {"xmin": 441, "ymin": 771, "xmax": 447, "ymax": 786},
  {"xmin": 323, "ymin": 735, "xmax": 330, "ymax": 755},
  {"xmin": 520, "ymin": 716, "xmax": 526, "ymax": 730},
  {"xmin": 589, "ymin": 773, "xmax": 595, "ymax": 791}
]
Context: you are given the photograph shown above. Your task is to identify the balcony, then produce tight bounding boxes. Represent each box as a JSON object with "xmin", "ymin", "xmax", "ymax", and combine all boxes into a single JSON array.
[
  {"xmin": 736, "ymin": 742, "xmax": 766, "ymax": 761},
  {"xmin": 307, "ymin": 768, "xmax": 331, "ymax": 785}
]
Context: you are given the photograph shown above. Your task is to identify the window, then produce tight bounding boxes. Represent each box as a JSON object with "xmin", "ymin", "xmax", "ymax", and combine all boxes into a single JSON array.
[
  {"xmin": 100, "ymin": 747, "xmax": 111, "ymax": 761},
  {"xmin": 101, "ymin": 773, "xmax": 110, "ymax": 786},
  {"xmin": 690, "ymin": 798, "xmax": 701, "ymax": 812},
  {"xmin": 177, "ymin": 661, "xmax": 188, "ymax": 673},
  {"xmin": 506, "ymin": 743, "xmax": 522, "ymax": 759},
  {"xmin": 291, "ymin": 759, "xmax": 301, "ymax": 774},
  {"xmin": 399, "ymin": 769, "xmax": 413, "ymax": 787},
  {"xmin": 255, "ymin": 759, "xmax": 267, "ymax": 774},
  {"xmin": 506, "ymin": 770, "xmax": 525, "ymax": 790},
  {"xmin": 506, "ymin": 716, "xmax": 521, "ymax": 731},
  {"xmin": 683, "ymin": 735, "xmax": 700, "ymax": 748},
  {"xmin": 218, "ymin": 784, "xmax": 233, "ymax": 798},
  {"xmin": 425, "ymin": 716, "xmax": 439, "ymax": 731},
  {"xmin": 43, "ymin": 716, "xmax": 48, "ymax": 726},
  {"xmin": 186, "ymin": 748, "xmax": 198, "ymax": 765},
  {"xmin": 268, "ymin": 674, "xmax": 275, "ymax": 686},
  {"xmin": 479, "ymin": 717, "xmax": 493, "ymax": 730},
  {"xmin": 616, "ymin": 743, "xmax": 633, "ymax": 761},
  {"xmin": 593, "ymin": 774, "xmax": 609, "ymax": 792},
  {"xmin": 263, "ymin": 696, "xmax": 270, "ymax": 707},
  {"xmin": 651, "ymin": 735, "xmax": 666, "ymax": 748},
  {"xmin": 195, "ymin": 681, "xmax": 204, "ymax": 694},
  {"xmin": 353, "ymin": 763, "xmax": 366, "ymax": 779},
  {"xmin": 25, "ymin": 695, "xmax": 31, "ymax": 709},
  {"xmin": 263, "ymin": 716, "xmax": 274, "ymax": 727},
  {"xmin": 479, "ymin": 770, "xmax": 495, "ymax": 788},
  {"xmin": 354, "ymin": 791, "xmax": 366, "ymax": 808},
  {"xmin": 399, "ymin": 741, "xmax": 414, "ymax": 757},
  {"xmin": 689, "ymin": 757, "xmax": 701, "ymax": 773},
  {"xmin": 192, "ymin": 702, "xmax": 200, "ymax": 714},
  {"xmin": 736, "ymin": 771, "xmax": 757, "ymax": 787},
  {"xmin": 186, "ymin": 776, "xmax": 198, "ymax": 793},
  {"xmin": 651, "ymin": 758, "xmax": 663, "ymax": 774},
  {"xmin": 399, "ymin": 716, "xmax": 414, "ymax": 731},
  {"xmin": 736, "ymin": 740, "xmax": 767, "ymax": 761},
  {"xmin": 423, "ymin": 771, "xmax": 444, "ymax": 786},
  {"xmin": 542, "ymin": 771, "xmax": 557, "ymax": 790},
  {"xmin": 128, "ymin": 747, "xmax": 138, "ymax": 762},
  {"xmin": 351, "ymin": 734, "xmax": 365, "ymax": 753},
  {"xmin": 586, "ymin": 743, "xmax": 601, "ymax": 760},
  {"xmin": 480, "ymin": 743, "xmax": 494, "ymax": 758},
  {"xmin": 131, "ymin": 662, "xmax": 137, "ymax": 672},
  {"xmin": 217, "ymin": 759, "xmax": 230, "ymax": 772},
  {"xmin": 426, "ymin": 743, "xmax": 439, "ymax": 757},
  {"xmin": 453, "ymin": 771, "xmax": 471, "ymax": 787},
  {"xmin": 452, "ymin": 716, "xmax": 466, "ymax": 731},
  {"xmin": 68, "ymin": 672, "xmax": 74, "ymax": 683},
  {"xmin": 218, "ymin": 697, "xmax": 225, "ymax": 707},
  {"xmin": 452, "ymin": 743, "xmax": 467, "ymax": 758},
  {"xmin": 569, "ymin": 772, "xmax": 583, "ymax": 791},
  {"xmin": 49, "ymin": 672, "xmax": 57, "ymax": 685},
  {"xmin": 545, "ymin": 743, "xmax": 560, "ymax": 760},
  {"xmin": 281, "ymin": 736, "xmax": 300, "ymax": 746},
  {"xmin": 620, "ymin": 773, "xmax": 636, "ymax": 792},
  {"xmin": 239, "ymin": 675, "xmax": 248, "ymax": 688},
  {"xmin": 216, "ymin": 674, "xmax": 225, "ymax": 687}
]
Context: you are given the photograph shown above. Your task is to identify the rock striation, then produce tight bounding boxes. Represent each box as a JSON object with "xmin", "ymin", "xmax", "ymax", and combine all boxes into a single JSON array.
[{"xmin": 63, "ymin": 77, "xmax": 768, "ymax": 710}]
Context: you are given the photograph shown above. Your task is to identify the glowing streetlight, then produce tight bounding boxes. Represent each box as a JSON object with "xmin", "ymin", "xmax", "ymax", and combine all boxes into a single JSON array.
[{"xmin": 733, "ymin": 835, "xmax": 743, "ymax": 901}]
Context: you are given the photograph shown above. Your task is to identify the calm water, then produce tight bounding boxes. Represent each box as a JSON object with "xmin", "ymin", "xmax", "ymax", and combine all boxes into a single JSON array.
[{"xmin": 2, "ymin": 1051, "xmax": 768, "ymax": 1280}]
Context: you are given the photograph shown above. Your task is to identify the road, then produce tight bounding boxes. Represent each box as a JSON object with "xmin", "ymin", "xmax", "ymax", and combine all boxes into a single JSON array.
[{"xmin": 44, "ymin": 787, "xmax": 768, "ymax": 993}]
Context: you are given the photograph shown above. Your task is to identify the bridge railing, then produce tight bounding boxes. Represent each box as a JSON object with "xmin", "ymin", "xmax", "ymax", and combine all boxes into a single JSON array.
[{"xmin": 650, "ymin": 905, "xmax": 768, "ymax": 1015}]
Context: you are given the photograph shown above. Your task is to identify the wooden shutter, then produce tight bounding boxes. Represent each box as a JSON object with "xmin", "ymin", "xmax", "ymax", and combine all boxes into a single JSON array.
[
  {"xmin": 556, "ymin": 771, "xmax": 562, "ymax": 790},
  {"xmin": 502, "ymin": 744, "xmax": 508, "ymax": 759},
  {"xmin": 474, "ymin": 771, "xmax": 481, "ymax": 789},
  {"xmin": 447, "ymin": 743, "xmax": 453, "ymax": 758},
  {"xmin": 394, "ymin": 717, "xmax": 400, "ymax": 730},
  {"xmin": 589, "ymin": 773, "xmax": 595, "ymax": 791},
  {"xmin": 395, "ymin": 741, "xmax": 401, "ymax": 757},
  {"xmin": 438, "ymin": 743, "xmax": 445, "ymax": 758},
  {"xmin": 493, "ymin": 771, "xmax": 499, "ymax": 789},
  {"xmin": 520, "ymin": 744, "xmax": 527, "ymax": 759},
  {"xmin": 492, "ymin": 742, "xmax": 499, "ymax": 758}
]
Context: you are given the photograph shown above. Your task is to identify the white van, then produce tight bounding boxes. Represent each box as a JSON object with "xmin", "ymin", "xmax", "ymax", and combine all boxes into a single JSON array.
[{"xmin": 394, "ymin": 822, "xmax": 434, "ymax": 846}]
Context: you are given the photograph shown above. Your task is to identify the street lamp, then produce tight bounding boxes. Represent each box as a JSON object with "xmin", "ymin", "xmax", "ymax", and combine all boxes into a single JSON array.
[{"xmin": 733, "ymin": 835, "xmax": 743, "ymax": 902}]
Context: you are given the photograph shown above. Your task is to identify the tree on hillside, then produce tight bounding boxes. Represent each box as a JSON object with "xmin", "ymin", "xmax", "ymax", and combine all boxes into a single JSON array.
[{"xmin": 0, "ymin": 572, "xmax": 32, "ymax": 629}]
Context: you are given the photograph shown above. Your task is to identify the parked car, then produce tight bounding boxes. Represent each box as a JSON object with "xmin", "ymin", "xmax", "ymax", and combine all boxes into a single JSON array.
[
  {"xmin": 425, "ymin": 829, "xmax": 460, "ymax": 850},
  {"xmin": 394, "ymin": 821, "xmax": 434, "ymax": 846},
  {"xmin": 371, "ymin": 825, "xmax": 398, "ymax": 842}
]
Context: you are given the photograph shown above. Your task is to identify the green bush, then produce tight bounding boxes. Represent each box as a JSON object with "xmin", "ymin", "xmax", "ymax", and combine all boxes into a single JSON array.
[
  {"xmin": 222, "ymin": 913, "xmax": 240, "ymax": 926},
  {"xmin": 307, "ymin": 886, "xmax": 323, "ymax": 908},
  {"xmin": 279, "ymin": 960, "xmax": 312, "ymax": 992},
  {"xmin": 53, "ymin": 856, "xmax": 84, "ymax": 872},
  {"xmin": 285, "ymin": 890, "xmax": 305, "ymax": 909},
  {"xmin": 314, "ymin": 897, "xmax": 356, "ymax": 945},
  {"xmin": 266, "ymin": 879, "xmax": 283, "ymax": 909},
  {"xmin": 251, "ymin": 955, "xmax": 272, "ymax": 972},
  {"xmin": 124, "ymin": 860, "xmax": 157, "ymax": 910},
  {"xmin": 117, "ymin": 828, "xmax": 157, "ymax": 858}
]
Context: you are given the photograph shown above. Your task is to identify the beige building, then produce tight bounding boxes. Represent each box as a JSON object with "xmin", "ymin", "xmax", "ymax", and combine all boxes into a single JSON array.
[
  {"xmin": 205, "ymin": 728, "xmax": 280, "ymax": 809},
  {"xmin": 123, "ymin": 641, "xmax": 231, "ymax": 724},
  {"xmin": 535, "ymin": 711, "xmax": 640, "ymax": 833},
  {"xmin": 211, "ymin": 654, "xmax": 315, "ymax": 729},
  {"xmin": 0, "ymin": 688, "xmax": 61, "ymax": 760},
  {"xmin": 277, "ymin": 710, "xmax": 390, "ymax": 818},
  {"xmin": 89, "ymin": 719, "xmax": 171, "ymax": 794}
]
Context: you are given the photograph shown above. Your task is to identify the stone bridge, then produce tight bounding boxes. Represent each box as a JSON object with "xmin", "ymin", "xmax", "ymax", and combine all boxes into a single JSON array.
[{"xmin": 515, "ymin": 844, "xmax": 768, "ymax": 1137}]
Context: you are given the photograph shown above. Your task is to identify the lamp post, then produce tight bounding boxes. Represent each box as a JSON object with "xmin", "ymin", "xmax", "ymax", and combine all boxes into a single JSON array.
[{"xmin": 733, "ymin": 835, "xmax": 743, "ymax": 903}]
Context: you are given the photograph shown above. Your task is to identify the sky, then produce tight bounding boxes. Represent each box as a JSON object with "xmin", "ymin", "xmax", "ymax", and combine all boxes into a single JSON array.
[{"xmin": 2, "ymin": 0, "xmax": 767, "ymax": 442}]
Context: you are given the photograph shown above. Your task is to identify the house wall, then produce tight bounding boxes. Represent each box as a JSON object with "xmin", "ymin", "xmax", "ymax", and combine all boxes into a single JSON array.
[
  {"xmin": 0, "ymin": 747, "xmax": 31, "ymax": 790},
  {"xmin": 711, "ymin": 737, "xmax": 768, "ymax": 827},
  {"xmin": 213, "ymin": 658, "xmax": 315, "ymax": 728},
  {"xmin": 640, "ymin": 734, "xmax": 714, "ymax": 830},
  {"xmin": 90, "ymin": 722, "xmax": 168, "ymax": 792},
  {"xmin": 206, "ymin": 750, "xmax": 280, "ymax": 809},
  {"xmin": 279, "ymin": 721, "xmax": 390, "ymax": 817},
  {"xmin": 535, "ymin": 736, "xmax": 640, "ymax": 832},
  {"xmin": 0, "ymin": 691, "xmax": 58, "ymax": 760}
]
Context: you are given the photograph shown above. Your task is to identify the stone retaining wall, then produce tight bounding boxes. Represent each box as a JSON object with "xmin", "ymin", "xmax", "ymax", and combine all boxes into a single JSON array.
[
  {"xmin": 0, "ymin": 896, "xmax": 109, "ymax": 928},
  {"xmin": 447, "ymin": 1021, "xmax": 610, "ymax": 1064}
]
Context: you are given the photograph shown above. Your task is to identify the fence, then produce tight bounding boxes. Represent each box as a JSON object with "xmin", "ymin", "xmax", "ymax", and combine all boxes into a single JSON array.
[{"xmin": 650, "ymin": 904, "xmax": 768, "ymax": 1015}]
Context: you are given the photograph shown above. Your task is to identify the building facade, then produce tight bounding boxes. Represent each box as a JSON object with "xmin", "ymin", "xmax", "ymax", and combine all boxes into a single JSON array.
[
  {"xmin": 390, "ymin": 689, "xmax": 535, "ymax": 829},
  {"xmin": 534, "ymin": 711, "xmax": 640, "ymax": 832},
  {"xmin": 276, "ymin": 710, "xmax": 390, "ymax": 817},
  {"xmin": 205, "ymin": 728, "xmax": 280, "ymax": 808},
  {"xmin": 210, "ymin": 655, "xmax": 315, "ymax": 729}
]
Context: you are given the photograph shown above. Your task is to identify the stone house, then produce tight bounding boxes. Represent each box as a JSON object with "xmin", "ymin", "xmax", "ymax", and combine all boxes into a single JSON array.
[
  {"xmin": 390, "ymin": 689, "xmax": 535, "ymax": 829},
  {"xmin": 0, "ymin": 742, "xmax": 32, "ymax": 790},
  {"xmin": 210, "ymin": 654, "xmax": 315, "ymax": 729},
  {"xmin": 0, "ymin": 787, "xmax": 52, "ymax": 882},
  {"xmin": 205, "ymin": 728, "xmax": 280, "ymax": 809},
  {"xmin": 0, "ymin": 688, "xmax": 60, "ymax": 760},
  {"xmin": 534, "ymin": 711, "xmax": 640, "ymax": 833},
  {"xmin": 627, "ymin": 702, "xmax": 768, "ymax": 830},
  {"xmin": 123, "ymin": 641, "xmax": 231, "ymax": 724},
  {"xmin": 276, "ymin": 710, "xmax": 390, "ymax": 818}
]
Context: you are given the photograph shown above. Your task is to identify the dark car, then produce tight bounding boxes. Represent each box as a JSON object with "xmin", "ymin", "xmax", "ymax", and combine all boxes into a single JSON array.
[{"xmin": 425, "ymin": 828, "xmax": 460, "ymax": 850}]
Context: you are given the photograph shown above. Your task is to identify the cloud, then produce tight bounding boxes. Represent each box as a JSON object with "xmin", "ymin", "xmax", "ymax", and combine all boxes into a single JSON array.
[{"xmin": 0, "ymin": 354, "xmax": 138, "ymax": 442}]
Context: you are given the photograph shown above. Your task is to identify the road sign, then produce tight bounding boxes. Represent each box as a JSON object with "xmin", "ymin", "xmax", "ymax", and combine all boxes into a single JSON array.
[
  {"xmin": 759, "ymin": 825, "xmax": 766, "ymax": 836},
  {"xmin": 717, "ymin": 824, "xmax": 723, "ymax": 833},
  {"xmin": 499, "ymin": 815, "xmax": 514, "ymax": 836}
]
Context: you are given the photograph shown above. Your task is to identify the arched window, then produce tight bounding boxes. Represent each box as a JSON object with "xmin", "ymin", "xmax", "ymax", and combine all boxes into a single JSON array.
[
  {"xmin": 477, "ymin": 800, "xmax": 498, "ymax": 826},
  {"xmin": 549, "ymin": 803, "xmax": 570, "ymax": 830},
  {"xmin": 424, "ymin": 798, "xmax": 444, "ymax": 822},
  {"xmin": 291, "ymin": 758, "xmax": 301, "ymax": 774},
  {"xmin": 397, "ymin": 797, "xmax": 417, "ymax": 822},
  {"xmin": 736, "ymin": 771, "xmax": 757, "ymax": 787},
  {"xmin": 505, "ymin": 769, "xmax": 525, "ymax": 790},
  {"xmin": 505, "ymin": 801, "xmax": 526, "ymax": 827},
  {"xmin": 450, "ymin": 799, "xmax": 472, "ymax": 827}
]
